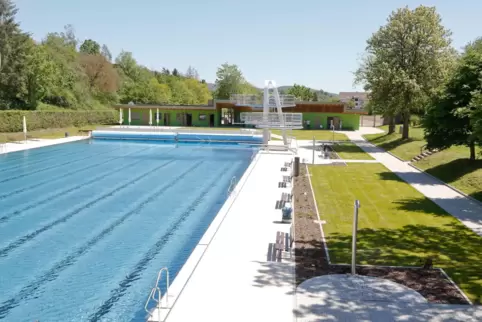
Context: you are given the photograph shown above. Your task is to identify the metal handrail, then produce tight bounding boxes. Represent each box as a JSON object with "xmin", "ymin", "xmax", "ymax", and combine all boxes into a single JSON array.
[
  {"xmin": 227, "ymin": 176, "xmax": 237, "ymax": 196},
  {"xmin": 96, "ymin": 126, "xmax": 262, "ymax": 136},
  {"xmin": 145, "ymin": 267, "xmax": 170, "ymax": 321}
]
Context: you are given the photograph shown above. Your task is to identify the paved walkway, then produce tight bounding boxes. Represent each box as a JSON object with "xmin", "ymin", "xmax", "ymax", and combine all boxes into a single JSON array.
[
  {"xmin": 296, "ymin": 275, "xmax": 482, "ymax": 322},
  {"xmin": 153, "ymin": 152, "xmax": 295, "ymax": 322},
  {"xmin": 344, "ymin": 131, "xmax": 482, "ymax": 236},
  {"xmin": 0, "ymin": 136, "xmax": 87, "ymax": 155}
]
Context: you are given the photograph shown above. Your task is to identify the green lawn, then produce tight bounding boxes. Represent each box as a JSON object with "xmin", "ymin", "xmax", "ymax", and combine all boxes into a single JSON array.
[
  {"xmin": 417, "ymin": 146, "xmax": 482, "ymax": 202},
  {"xmin": 0, "ymin": 125, "xmax": 100, "ymax": 142},
  {"xmin": 272, "ymin": 129, "xmax": 349, "ymax": 141},
  {"xmin": 364, "ymin": 125, "xmax": 482, "ymax": 202},
  {"xmin": 309, "ymin": 163, "xmax": 482, "ymax": 304},
  {"xmin": 363, "ymin": 125, "xmax": 426, "ymax": 160},
  {"xmin": 332, "ymin": 142, "xmax": 374, "ymax": 160}
]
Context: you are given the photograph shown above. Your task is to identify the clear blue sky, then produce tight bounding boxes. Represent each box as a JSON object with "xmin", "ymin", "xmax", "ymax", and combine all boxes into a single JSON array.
[{"xmin": 15, "ymin": 0, "xmax": 482, "ymax": 93}]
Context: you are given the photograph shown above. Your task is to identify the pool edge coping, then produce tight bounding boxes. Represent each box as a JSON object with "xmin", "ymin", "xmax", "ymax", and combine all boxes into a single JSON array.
[{"xmin": 0, "ymin": 136, "xmax": 89, "ymax": 155}]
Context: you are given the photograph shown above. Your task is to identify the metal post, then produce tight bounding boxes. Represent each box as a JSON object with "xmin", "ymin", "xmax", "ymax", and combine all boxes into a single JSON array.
[
  {"xmin": 293, "ymin": 157, "xmax": 300, "ymax": 177},
  {"xmin": 23, "ymin": 116, "xmax": 27, "ymax": 143},
  {"xmin": 312, "ymin": 136, "xmax": 315, "ymax": 165},
  {"xmin": 351, "ymin": 200, "xmax": 361, "ymax": 275}
]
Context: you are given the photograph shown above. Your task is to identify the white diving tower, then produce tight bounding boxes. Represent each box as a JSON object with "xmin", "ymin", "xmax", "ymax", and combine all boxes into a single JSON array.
[{"xmin": 231, "ymin": 80, "xmax": 303, "ymax": 146}]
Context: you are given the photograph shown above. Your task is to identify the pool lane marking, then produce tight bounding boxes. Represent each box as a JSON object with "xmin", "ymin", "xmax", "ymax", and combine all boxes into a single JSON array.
[
  {"xmin": 0, "ymin": 160, "xmax": 204, "ymax": 319},
  {"xmin": 0, "ymin": 157, "xmax": 181, "ymax": 258},
  {"xmin": 0, "ymin": 146, "xmax": 178, "ymax": 224},
  {"xmin": 87, "ymin": 163, "xmax": 231, "ymax": 322},
  {"xmin": 0, "ymin": 144, "xmax": 108, "ymax": 173},
  {"xmin": 0, "ymin": 158, "xmax": 152, "ymax": 225},
  {"xmin": 0, "ymin": 145, "xmax": 72, "ymax": 163},
  {"xmin": 0, "ymin": 145, "xmax": 125, "ymax": 184},
  {"xmin": 0, "ymin": 146, "xmax": 156, "ymax": 201}
]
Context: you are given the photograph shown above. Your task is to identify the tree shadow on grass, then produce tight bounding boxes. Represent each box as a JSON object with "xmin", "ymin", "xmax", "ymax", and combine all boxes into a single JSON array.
[
  {"xmin": 333, "ymin": 143, "xmax": 365, "ymax": 154},
  {"xmin": 327, "ymin": 224, "xmax": 482, "ymax": 304},
  {"xmin": 393, "ymin": 197, "xmax": 453, "ymax": 217},
  {"xmin": 424, "ymin": 158, "xmax": 482, "ymax": 202},
  {"xmin": 378, "ymin": 170, "xmax": 446, "ymax": 186}
]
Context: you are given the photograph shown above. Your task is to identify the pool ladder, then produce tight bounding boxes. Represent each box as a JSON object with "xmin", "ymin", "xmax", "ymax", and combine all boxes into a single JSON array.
[
  {"xmin": 145, "ymin": 267, "xmax": 170, "ymax": 321},
  {"xmin": 227, "ymin": 176, "xmax": 237, "ymax": 197}
]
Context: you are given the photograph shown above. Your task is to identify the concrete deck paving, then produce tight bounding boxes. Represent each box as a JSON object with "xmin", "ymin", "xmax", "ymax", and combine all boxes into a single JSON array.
[
  {"xmin": 296, "ymin": 275, "xmax": 482, "ymax": 322},
  {"xmin": 344, "ymin": 131, "xmax": 482, "ymax": 237},
  {"xmin": 153, "ymin": 152, "xmax": 296, "ymax": 322},
  {"xmin": 0, "ymin": 136, "xmax": 88, "ymax": 155}
]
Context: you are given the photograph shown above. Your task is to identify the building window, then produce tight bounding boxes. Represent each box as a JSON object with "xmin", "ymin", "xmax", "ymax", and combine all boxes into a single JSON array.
[{"xmin": 131, "ymin": 112, "xmax": 141, "ymax": 121}]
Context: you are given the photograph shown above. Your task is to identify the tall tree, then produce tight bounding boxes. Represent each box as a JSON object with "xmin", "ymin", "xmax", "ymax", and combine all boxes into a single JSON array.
[
  {"xmin": 355, "ymin": 5, "xmax": 455, "ymax": 139},
  {"xmin": 79, "ymin": 53, "xmax": 119, "ymax": 93},
  {"xmin": 287, "ymin": 84, "xmax": 313, "ymax": 101},
  {"xmin": 80, "ymin": 39, "xmax": 100, "ymax": 55},
  {"xmin": 0, "ymin": 0, "xmax": 30, "ymax": 108},
  {"xmin": 214, "ymin": 63, "xmax": 250, "ymax": 99},
  {"xmin": 424, "ymin": 38, "xmax": 482, "ymax": 161},
  {"xmin": 100, "ymin": 44, "xmax": 112, "ymax": 61},
  {"xmin": 115, "ymin": 51, "xmax": 141, "ymax": 81},
  {"xmin": 185, "ymin": 65, "xmax": 199, "ymax": 80},
  {"xmin": 24, "ymin": 40, "xmax": 59, "ymax": 109},
  {"xmin": 172, "ymin": 68, "xmax": 179, "ymax": 77},
  {"xmin": 311, "ymin": 92, "xmax": 318, "ymax": 101}
]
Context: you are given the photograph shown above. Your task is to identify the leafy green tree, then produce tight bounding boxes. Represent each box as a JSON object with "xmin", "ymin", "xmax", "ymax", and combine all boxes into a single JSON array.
[
  {"xmin": 287, "ymin": 84, "xmax": 312, "ymax": 101},
  {"xmin": 172, "ymin": 68, "xmax": 179, "ymax": 77},
  {"xmin": 24, "ymin": 41, "xmax": 59, "ymax": 109},
  {"xmin": 41, "ymin": 30, "xmax": 86, "ymax": 108},
  {"xmin": 0, "ymin": 0, "xmax": 31, "ymax": 108},
  {"xmin": 424, "ymin": 38, "xmax": 482, "ymax": 161},
  {"xmin": 214, "ymin": 63, "xmax": 251, "ymax": 99},
  {"xmin": 470, "ymin": 92, "xmax": 482, "ymax": 145},
  {"xmin": 356, "ymin": 5, "xmax": 455, "ymax": 139},
  {"xmin": 115, "ymin": 51, "xmax": 141, "ymax": 81},
  {"xmin": 312, "ymin": 92, "xmax": 318, "ymax": 101},
  {"xmin": 185, "ymin": 77, "xmax": 211, "ymax": 104},
  {"xmin": 80, "ymin": 39, "xmax": 100, "ymax": 55}
]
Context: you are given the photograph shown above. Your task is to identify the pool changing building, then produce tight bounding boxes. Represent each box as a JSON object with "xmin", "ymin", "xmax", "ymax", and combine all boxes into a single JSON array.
[{"xmin": 114, "ymin": 100, "xmax": 366, "ymax": 131}]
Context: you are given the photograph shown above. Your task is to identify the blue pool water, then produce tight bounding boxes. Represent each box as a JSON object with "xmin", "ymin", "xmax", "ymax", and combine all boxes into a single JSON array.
[{"xmin": 0, "ymin": 139, "xmax": 254, "ymax": 322}]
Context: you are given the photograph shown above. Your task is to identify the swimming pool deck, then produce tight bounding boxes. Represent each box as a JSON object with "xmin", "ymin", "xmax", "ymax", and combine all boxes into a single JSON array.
[
  {"xmin": 0, "ymin": 136, "xmax": 87, "ymax": 154},
  {"xmin": 149, "ymin": 151, "xmax": 296, "ymax": 322}
]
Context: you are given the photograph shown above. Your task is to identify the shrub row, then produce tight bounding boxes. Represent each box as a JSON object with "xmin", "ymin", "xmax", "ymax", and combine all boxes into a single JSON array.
[{"xmin": 0, "ymin": 110, "xmax": 118, "ymax": 132}]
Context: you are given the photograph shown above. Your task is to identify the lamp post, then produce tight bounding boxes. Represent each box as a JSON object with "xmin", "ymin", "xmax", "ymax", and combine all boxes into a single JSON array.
[{"xmin": 351, "ymin": 200, "xmax": 361, "ymax": 275}]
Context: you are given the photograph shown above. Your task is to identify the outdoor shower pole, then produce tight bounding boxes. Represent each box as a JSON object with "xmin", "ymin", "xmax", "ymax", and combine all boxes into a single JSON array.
[
  {"xmin": 351, "ymin": 200, "xmax": 361, "ymax": 275},
  {"xmin": 312, "ymin": 136, "xmax": 315, "ymax": 165}
]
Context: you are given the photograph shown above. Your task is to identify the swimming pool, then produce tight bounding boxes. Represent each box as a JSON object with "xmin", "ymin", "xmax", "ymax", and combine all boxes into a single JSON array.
[{"xmin": 0, "ymin": 139, "xmax": 254, "ymax": 322}]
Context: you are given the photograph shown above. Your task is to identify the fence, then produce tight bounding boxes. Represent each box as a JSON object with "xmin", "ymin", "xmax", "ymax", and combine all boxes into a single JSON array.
[{"xmin": 360, "ymin": 115, "xmax": 384, "ymax": 127}]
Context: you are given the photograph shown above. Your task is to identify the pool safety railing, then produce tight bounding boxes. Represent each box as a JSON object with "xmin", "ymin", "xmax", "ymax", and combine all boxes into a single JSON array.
[
  {"xmin": 96, "ymin": 126, "xmax": 262, "ymax": 136},
  {"xmin": 227, "ymin": 176, "xmax": 237, "ymax": 197},
  {"xmin": 145, "ymin": 267, "xmax": 170, "ymax": 321}
]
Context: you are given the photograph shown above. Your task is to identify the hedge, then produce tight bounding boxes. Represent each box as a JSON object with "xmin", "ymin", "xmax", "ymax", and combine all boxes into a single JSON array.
[{"xmin": 0, "ymin": 110, "xmax": 118, "ymax": 133}]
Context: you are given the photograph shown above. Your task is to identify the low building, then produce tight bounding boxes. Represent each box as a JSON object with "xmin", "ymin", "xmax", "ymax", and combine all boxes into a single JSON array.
[
  {"xmin": 339, "ymin": 92, "xmax": 369, "ymax": 110},
  {"xmin": 114, "ymin": 99, "xmax": 366, "ymax": 130}
]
